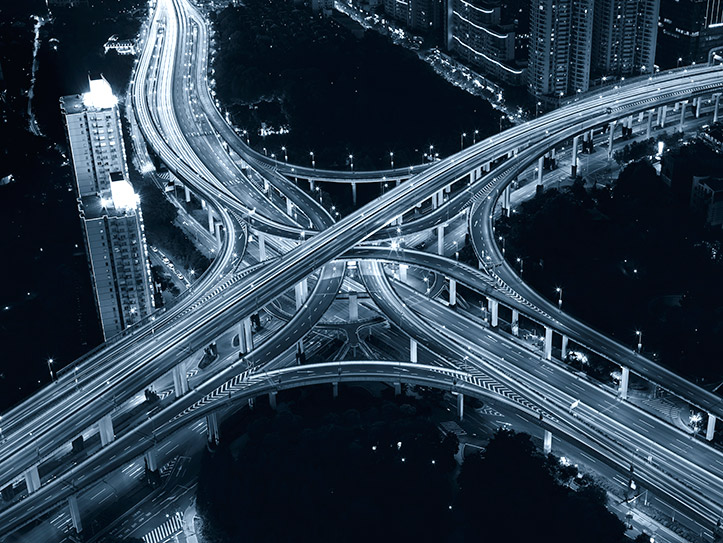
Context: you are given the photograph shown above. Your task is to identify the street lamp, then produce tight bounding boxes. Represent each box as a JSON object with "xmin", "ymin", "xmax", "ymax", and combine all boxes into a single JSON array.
[
  {"xmin": 310, "ymin": 151, "xmax": 315, "ymax": 169},
  {"xmin": 263, "ymin": 147, "xmax": 268, "ymax": 156},
  {"xmin": 460, "ymin": 132, "xmax": 466, "ymax": 150},
  {"xmin": 241, "ymin": 129, "xmax": 249, "ymax": 145},
  {"xmin": 349, "ymin": 154, "xmax": 354, "ymax": 171},
  {"xmin": 389, "ymin": 151, "xmax": 394, "ymax": 169},
  {"xmin": 556, "ymin": 287, "xmax": 563, "ymax": 310},
  {"xmin": 636, "ymin": 330, "xmax": 643, "ymax": 353},
  {"xmin": 281, "ymin": 146, "xmax": 288, "ymax": 162},
  {"xmin": 473, "ymin": 129, "xmax": 479, "ymax": 144},
  {"xmin": 516, "ymin": 257, "xmax": 523, "ymax": 274},
  {"xmin": 47, "ymin": 358, "xmax": 55, "ymax": 382}
]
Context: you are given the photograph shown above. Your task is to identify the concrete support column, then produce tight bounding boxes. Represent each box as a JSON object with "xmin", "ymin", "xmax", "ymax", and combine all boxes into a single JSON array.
[
  {"xmin": 457, "ymin": 393, "xmax": 464, "ymax": 421},
  {"xmin": 145, "ymin": 448, "xmax": 158, "ymax": 472},
  {"xmin": 706, "ymin": 414, "xmax": 717, "ymax": 441},
  {"xmin": 449, "ymin": 278, "xmax": 457, "ymax": 306},
  {"xmin": 646, "ymin": 110, "xmax": 653, "ymax": 139},
  {"xmin": 399, "ymin": 264, "xmax": 408, "ymax": 283},
  {"xmin": 269, "ymin": 391, "xmax": 277, "ymax": 410},
  {"xmin": 511, "ymin": 309, "xmax": 519, "ymax": 336},
  {"xmin": 659, "ymin": 105, "xmax": 667, "ymax": 128},
  {"xmin": 184, "ymin": 185, "xmax": 191, "ymax": 203},
  {"xmin": 544, "ymin": 326, "xmax": 553, "ymax": 360},
  {"xmin": 619, "ymin": 366, "xmax": 630, "ymax": 400},
  {"xmin": 607, "ymin": 122, "xmax": 616, "ymax": 159},
  {"xmin": 437, "ymin": 225, "xmax": 444, "ymax": 255},
  {"xmin": 243, "ymin": 317, "xmax": 253, "ymax": 352},
  {"xmin": 295, "ymin": 279, "xmax": 308, "ymax": 310},
  {"xmin": 437, "ymin": 190, "xmax": 444, "ymax": 207},
  {"xmin": 483, "ymin": 162, "xmax": 491, "ymax": 173},
  {"xmin": 24, "ymin": 465, "xmax": 41, "ymax": 494},
  {"xmin": 286, "ymin": 197, "xmax": 293, "ymax": 216},
  {"xmin": 206, "ymin": 412, "xmax": 219, "ymax": 444},
  {"xmin": 543, "ymin": 429, "xmax": 552, "ymax": 454},
  {"xmin": 349, "ymin": 292, "xmax": 358, "ymax": 321},
  {"xmin": 68, "ymin": 494, "xmax": 82, "ymax": 533},
  {"xmin": 332, "ymin": 382, "xmax": 339, "ymax": 398},
  {"xmin": 172, "ymin": 360, "xmax": 188, "ymax": 398},
  {"xmin": 410, "ymin": 338, "xmax": 418, "ymax": 363},
  {"xmin": 714, "ymin": 94, "xmax": 721, "ymax": 123},
  {"xmin": 237, "ymin": 320, "xmax": 247, "ymax": 354},
  {"xmin": 98, "ymin": 414, "xmax": 115, "ymax": 446},
  {"xmin": 502, "ymin": 185, "xmax": 511, "ymax": 216},
  {"xmin": 537, "ymin": 156, "xmax": 544, "ymax": 186},
  {"xmin": 695, "ymin": 96, "xmax": 702, "ymax": 118},
  {"xmin": 214, "ymin": 220, "xmax": 222, "ymax": 244},
  {"xmin": 679, "ymin": 101, "xmax": 688, "ymax": 132},
  {"xmin": 351, "ymin": 182, "xmax": 357, "ymax": 207},
  {"xmin": 201, "ymin": 198, "xmax": 207, "ymax": 210},
  {"xmin": 309, "ymin": 179, "xmax": 315, "ymax": 192},
  {"xmin": 258, "ymin": 232, "xmax": 266, "ymax": 261},
  {"xmin": 571, "ymin": 135, "xmax": 579, "ymax": 177},
  {"xmin": 488, "ymin": 298, "xmax": 499, "ymax": 327},
  {"xmin": 432, "ymin": 192, "xmax": 438, "ymax": 210},
  {"xmin": 394, "ymin": 382, "xmax": 402, "ymax": 396},
  {"xmin": 207, "ymin": 207, "xmax": 214, "ymax": 233},
  {"xmin": 561, "ymin": 335, "xmax": 569, "ymax": 360}
]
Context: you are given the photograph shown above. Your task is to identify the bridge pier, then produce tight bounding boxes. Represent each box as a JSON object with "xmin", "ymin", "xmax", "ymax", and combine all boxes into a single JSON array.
[
  {"xmin": 201, "ymin": 198, "xmax": 206, "ymax": 210},
  {"xmin": 714, "ymin": 93, "xmax": 721, "ymax": 123},
  {"xmin": 488, "ymin": 298, "xmax": 499, "ymax": 327},
  {"xmin": 619, "ymin": 366, "xmax": 630, "ymax": 400},
  {"xmin": 457, "ymin": 393, "xmax": 464, "ymax": 421},
  {"xmin": 536, "ymin": 156, "xmax": 544, "ymax": 186},
  {"xmin": 332, "ymin": 382, "xmax": 339, "ymax": 398},
  {"xmin": 501, "ymin": 185, "xmax": 511, "ymax": 217},
  {"xmin": 678, "ymin": 101, "xmax": 688, "ymax": 132},
  {"xmin": 184, "ymin": 185, "xmax": 191, "ymax": 203},
  {"xmin": 144, "ymin": 448, "xmax": 158, "ymax": 472},
  {"xmin": 309, "ymin": 179, "xmax": 315, "ymax": 192},
  {"xmin": 543, "ymin": 429, "xmax": 552, "ymax": 454},
  {"xmin": 399, "ymin": 263, "xmax": 408, "ymax": 283},
  {"xmin": 98, "ymin": 414, "xmax": 115, "ymax": 446},
  {"xmin": 206, "ymin": 412, "xmax": 219, "ymax": 445},
  {"xmin": 437, "ymin": 225, "xmax": 444, "ymax": 255},
  {"xmin": 238, "ymin": 320, "xmax": 247, "ymax": 354},
  {"xmin": 269, "ymin": 391, "xmax": 277, "ymax": 410},
  {"xmin": 24, "ymin": 465, "xmax": 40, "ymax": 494},
  {"xmin": 349, "ymin": 292, "xmax": 358, "ymax": 321},
  {"xmin": 172, "ymin": 360, "xmax": 188, "ymax": 398},
  {"xmin": 511, "ymin": 309, "xmax": 519, "ymax": 336},
  {"xmin": 295, "ymin": 278, "xmax": 308, "ymax": 310},
  {"xmin": 207, "ymin": 207, "xmax": 214, "ymax": 234},
  {"xmin": 449, "ymin": 278, "xmax": 457, "ymax": 306},
  {"xmin": 707, "ymin": 414, "xmax": 717, "ymax": 441},
  {"xmin": 258, "ymin": 232, "xmax": 266, "ymax": 261},
  {"xmin": 571, "ymin": 135, "xmax": 579, "ymax": 177},
  {"xmin": 544, "ymin": 326, "xmax": 553, "ymax": 360},
  {"xmin": 68, "ymin": 494, "xmax": 82, "ymax": 533},
  {"xmin": 351, "ymin": 182, "xmax": 357, "ymax": 207},
  {"xmin": 286, "ymin": 197, "xmax": 294, "ymax": 217},
  {"xmin": 646, "ymin": 109, "xmax": 654, "ymax": 139},
  {"xmin": 607, "ymin": 121, "xmax": 616, "ymax": 159},
  {"xmin": 561, "ymin": 334, "xmax": 569, "ymax": 360},
  {"xmin": 695, "ymin": 96, "xmax": 702, "ymax": 118},
  {"xmin": 410, "ymin": 337, "xmax": 418, "ymax": 363},
  {"xmin": 394, "ymin": 382, "xmax": 402, "ymax": 396},
  {"xmin": 659, "ymin": 105, "xmax": 667, "ymax": 128},
  {"xmin": 243, "ymin": 316, "xmax": 254, "ymax": 352}
]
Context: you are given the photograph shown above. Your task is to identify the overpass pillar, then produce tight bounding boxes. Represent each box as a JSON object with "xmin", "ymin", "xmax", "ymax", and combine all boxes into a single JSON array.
[
  {"xmin": 543, "ymin": 429, "xmax": 552, "ymax": 454},
  {"xmin": 243, "ymin": 316, "xmax": 254, "ymax": 352},
  {"xmin": 309, "ymin": 179, "xmax": 315, "ymax": 192},
  {"xmin": 332, "ymin": 382, "xmax": 339, "ymax": 398},
  {"xmin": 269, "ymin": 391, "xmax": 277, "ymax": 410},
  {"xmin": 659, "ymin": 105, "xmax": 667, "ymax": 128},
  {"xmin": 706, "ymin": 414, "xmax": 717, "ymax": 441},
  {"xmin": 678, "ymin": 101, "xmax": 688, "ymax": 132},
  {"xmin": 24, "ymin": 465, "xmax": 41, "ymax": 494},
  {"xmin": 144, "ymin": 448, "xmax": 158, "ymax": 472},
  {"xmin": 207, "ymin": 207, "xmax": 214, "ymax": 234},
  {"xmin": 349, "ymin": 292, "xmax": 358, "ymax": 321},
  {"xmin": 449, "ymin": 278, "xmax": 457, "ymax": 306},
  {"xmin": 295, "ymin": 278, "xmax": 308, "ymax": 310},
  {"xmin": 410, "ymin": 337, "xmax": 418, "ymax": 363},
  {"xmin": 488, "ymin": 298, "xmax": 499, "ymax": 327},
  {"xmin": 432, "ymin": 192, "xmax": 438, "ymax": 209},
  {"xmin": 286, "ymin": 197, "xmax": 294, "ymax": 217},
  {"xmin": 544, "ymin": 326, "xmax": 553, "ymax": 360},
  {"xmin": 394, "ymin": 382, "xmax": 402, "ymax": 396},
  {"xmin": 98, "ymin": 414, "xmax": 115, "ymax": 446},
  {"xmin": 437, "ymin": 225, "xmax": 445, "ymax": 255},
  {"xmin": 201, "ymin": 198, "xmax": 206, "ymax": 210},
  {"xmin": 258, "ymin": 232, "xmax": 266, "ymax": 261},
  {"xmin": 237, "ymin": 320, "xmax": 247, "ymax": 354},
  {"xmin": 437, "ymin": 190, "xmax": 444, "ymax": 207},
  {"xmin": 502, "ymin": 185, "xmax": 511, "ymax": 216},
  {"xmin": 561, "ymin": 335, "xmax": 569, "ymax": 360},
  {"xmin": 399, "ymin": 263, "xmax": 408, "ymax": 283},
  {"xmin": 172, "ymin": 360, "xmax": 188, "ymax": 398},
  {"xmin": 714, "ymin": 94, "xmax": 721, "ymax": 123},
  {"xmin": 206, "ymin": 412, "xmax": 219, "ymax": 445},
  {"xmin": 607, "ymin": 122, "xmax": 616, "ymax": 159},
  {"xmin": 536, "ymin": 156, "xmax": 544, "ymax": 186},
  {"xmin": 214, "ymin": 220, "xmax": 222, "ymax": 244},
  {"xmin": 511, "ymin": 309, "xmax": 519, "ymax": 336},
  {"xmin": 695, "ymin": 96, "xmax": 702, "ymax": 118},
  {"xmin": 184, "ymin": 185, "xmax": 191, "ymax": 203},
  {"xmin": 68, "ymin": 494, "xmax": 82, "ymax": 533},
  {"xmin": 457, "ymin": 393, "xmax": 464, "ymax": 421},
  {"xmin": 571, "ymin": 135, "xmax": 579, "ymax": 177},
  {"xmin": 483, "ymin": 162, "xmax": 491, "ymax": 173},
  {"xmin": 351, "ymin": 182, "xmax": 357, "ymax": 207},
  {"xmin": 619, "ymin": 366, "xmax": 630, "ymax": 400},
  {"xmin": 646, "ymin": 110, "xmax": 654, "ymax": 139}
]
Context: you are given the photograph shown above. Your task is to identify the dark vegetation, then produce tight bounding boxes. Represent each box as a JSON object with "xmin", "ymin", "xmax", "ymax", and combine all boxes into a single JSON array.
[
  {"xmin": 196, "ymin": 387, "xmax": 626, "ymax": 543},
  {"xmin": 212, "ymin": 0, "xmax": 500, "ymax": 172},
  {"xmin": 497, "ymin": 160, "xmax": 723, "ymax": 382}
]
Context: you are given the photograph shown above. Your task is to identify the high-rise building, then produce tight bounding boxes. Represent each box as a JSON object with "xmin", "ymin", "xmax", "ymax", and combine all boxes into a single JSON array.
[
  {"xmin": 592, "ymin": 0, "xmax": 659, "ymax": 77},
  {"xmin": 527, "ymin": 0, "xmax": 593, "ymax": 99},
  {"xmin": 657, "ymin": 0, "xmax": 723, "ymax": 68},
  {"xmin": 384, "ymin": 0, "xmax": 444, "ymax": 36},
  {"xmin": 447, "ymin": 0, "xmax": 525, "ymax": 84},
  {"xmin": 61, "ymin": 77, "xmax": 154, "ymax": 340}
]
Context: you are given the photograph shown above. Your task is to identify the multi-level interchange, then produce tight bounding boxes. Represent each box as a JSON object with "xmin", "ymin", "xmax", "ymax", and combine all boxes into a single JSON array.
[{"xmin": 2, "ymin": 0, "xmax": 723, "ymax": 539}]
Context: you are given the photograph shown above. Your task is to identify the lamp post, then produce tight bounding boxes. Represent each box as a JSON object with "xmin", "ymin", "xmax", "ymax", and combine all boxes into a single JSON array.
[
  {"xmin": 460, "ymin": 132, "xmax": 466, "ymax": 150},
  {"xmin": 47, "ymin": 358, "xmax": 55, "ymax": 382},
  {"xmin": 473, "ymin": 129, "xmax": 479, "ymax": 144},
  {"xmin": 516, "ymin": 257, "xmax": 523, "ymax": 274},
  {"xmin": 310, "ymin": 151, "xmax": 315, "ymax": 169},
  {"xmin": 390, "ymin": 151, "xmax": 394, "ymax": 169},
  {"xmin": 556, "ymin": 287, "xmax": 563, "ymax": 310},
  {"xmin": 281, "ymin": 146, "xmax": 288, "ymax": 162},
  {"xmin": 349, "ymin": 154, "xmax": 354, "ymax": 172},
  {"xmin": 636, "ymin": 330, "xmax": 643, "ymax": 353}
]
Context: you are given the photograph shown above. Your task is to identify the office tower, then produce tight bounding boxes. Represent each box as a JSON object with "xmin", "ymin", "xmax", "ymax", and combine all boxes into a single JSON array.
[
  {"xmin": 61, "ymin": 76, "xmax": 154, "ymax": 340},
  {"xmin": 592, "ymin": 0, "xmax": 659, "ymax": 78},
  {"xmin": 658, "ymin": 0, "xmax": 723, "ymax": 67},
  {"xmin": 447, "ymin": 0, "xmax": 525, "ymax": 84},
  {"xmin": 384, "ymin": 0, "xmax": 444, "ymax": 35},
  {"xmin": 527, "ymin": 0, "xmax": 593, "ymax": 98}
]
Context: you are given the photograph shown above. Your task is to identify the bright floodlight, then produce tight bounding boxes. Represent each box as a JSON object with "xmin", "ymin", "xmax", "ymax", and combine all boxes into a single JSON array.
[
  {"xmin": 83, "ymin": 76, "xmax": 118, "ymax": 109},
  {"xmin": 110, "ymin": 179, "xmax": 139, "ymax": 210}
]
